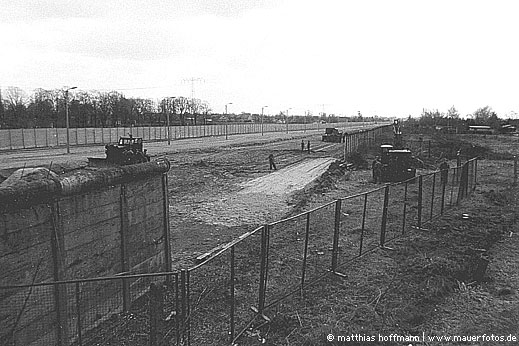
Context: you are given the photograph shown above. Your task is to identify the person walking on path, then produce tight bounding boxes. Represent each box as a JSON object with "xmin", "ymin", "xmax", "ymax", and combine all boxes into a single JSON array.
[
  {"xmin": 301, "ymin": 140, "xmax": 305, "ymax": 152},
  {"xmin": 307, "ymin": 140, "xmax": 311, "ymax": 152},
  {"xmin": 268, "ymin": 153, "xmax": 277, "ymax": 171},
  {"xmin": 372, "ymin": 156, "xmax": 381, "ymax": 183}
]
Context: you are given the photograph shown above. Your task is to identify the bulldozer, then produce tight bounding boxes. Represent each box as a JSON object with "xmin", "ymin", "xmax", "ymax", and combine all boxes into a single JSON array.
[
  {"xmin": 88, "ymin": 135, "xmax": 150, "ymax": 166},
  {"xmin": 378, "ymin": 145, "xmax": 417, "ymax": 182},
  {"xmin": 375, "ymin": 120, "xmax": 417, "ymax": 183},
  {"xmin": 322, "ymin": 127, "xmax": 344, "ymax": 143}
]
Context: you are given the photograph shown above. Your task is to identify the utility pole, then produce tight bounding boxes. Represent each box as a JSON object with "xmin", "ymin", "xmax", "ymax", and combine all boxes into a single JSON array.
[
  {"xmin": 64, "ymin": 86, "xmax": 77, "ymax": 154},
  {"xmin": 167, "ymin": 97, "xmax": 175, "ymax": 145},
  {"xmin": 225, "ymin": 102, "xmax": 232, "ymax": 140},
  {"xmin": 261, "ymin": 105, "xmax": 268, "ymax": 136},
  {"xmin": 183, "ymin": 77, "xmax": 204, "ymax": 125},
  {"xmin": 0, "ymin": 87, "xmax": 4, "ymax": 125},
  {"xmin": 286, "ymin": 108, "xmax": 292, "ymax": 133}
]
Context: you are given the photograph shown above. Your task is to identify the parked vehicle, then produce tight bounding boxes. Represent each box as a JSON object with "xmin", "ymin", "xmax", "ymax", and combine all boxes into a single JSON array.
[
  {"xmin": 322, "ymin": 127, "xmax": 343, "ymax": 143},
  {"xmin": 89, "ymin": 135, "xmax": 150, "ymax": 166}
]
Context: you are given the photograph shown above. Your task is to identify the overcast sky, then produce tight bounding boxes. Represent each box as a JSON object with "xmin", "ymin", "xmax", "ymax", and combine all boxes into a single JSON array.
[{"xmin": 1, "ymin": 0, "xmax": 518, "ymax": 117}]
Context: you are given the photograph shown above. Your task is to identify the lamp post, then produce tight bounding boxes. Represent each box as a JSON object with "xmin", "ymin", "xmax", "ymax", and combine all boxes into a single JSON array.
[
  {"xmin": 225, "ymin": 102, "xmax": 232, "ymax": 140},
  {"xmin": 167, "ymin": 97, "xmax": 175, "ymax": 145},
  {"xmin": 286, "ymin": 108, "xmax": 292, "ymax": 134},
  {"xmin": 261, "ymin": 105, "xmax": 268, "ymax": 136},
  {"xmin": 64, "ymin": 86, "xmax": 77, "ymax": 154}
]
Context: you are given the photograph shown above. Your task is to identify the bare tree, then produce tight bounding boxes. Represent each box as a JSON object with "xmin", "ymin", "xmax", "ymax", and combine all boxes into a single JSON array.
[
  {"xmin": 4, "ymin": 87, "xmax": 28, "ymax": 127},
  {"xmin": 174, "ymin": 96, "xmax": 190, "ymax": 125}
]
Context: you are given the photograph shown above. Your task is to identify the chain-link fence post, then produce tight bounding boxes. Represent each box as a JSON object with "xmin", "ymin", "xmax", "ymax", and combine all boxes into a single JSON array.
[
  {"xmin": 258, "ymin": 224, "xmax": 270, "ymax": 313},
  {"xmin": 402, "ymin": 181, "xmax": 408, "ymax": 234},
  {"xmin": 441, "ymin": 177, "xmax": 446, "ymax": 215},
  {"xmin": 360, "ymin": 193, "xmax": 368, "ymax": 255},
  {"xmin": 514, "ymin": 156, "xmax": 517, "ymax": 186},
  {"xmin": 430, "ymin": 172, "xmax": 436, "ymax": 221},
  {"xmin": 417, "ymin": 175, "xmax": 423, "ymax": 228},
  {"xmin": 229, "ymin": 245, "xmax": 236, "ymax": 343},
  {"xmin": 331, "ymin": 199, "xmax": 342, "ymax": 272},
  {"xmin": 300, "ymin": 212, "xmax": 311, "ymax": 295},
  {"xmin": 379, "ymin": 186, "xmax": 389, "ymax": 247}
]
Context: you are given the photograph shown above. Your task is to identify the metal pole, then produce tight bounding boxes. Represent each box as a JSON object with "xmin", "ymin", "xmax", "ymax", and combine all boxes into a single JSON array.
[
  {"xmin": 449, "ymin": 168, "xmax": 456, "ymax": 207},
  {"xmin": 430, "ymin": 173, "xmax": 436, "ymax": 221},
  {"xmin": 331, "ymin": 199, "xmax": 342, "ymax": 272},
  {"xmin": 261, "ymin": 106, "xmax": 266, "ymax": 136},
  {"xmin": 175, "ymin": 273, "xmax": 180, "ymax": 345},
  {"xmin": 474, "ymin": 158, "xmax": 478, "ymax": 191},
  {"xmin": 417, "ymin": 175, "xmax": 423, "ymax": 228},
  {"xmin": 402, "ymin": 181, "xmax": 408, "ymax": 234},
  {"xmin": 359, "ymin": 193, "xmax": 368, "ymax": 256},
  {"xmin": 258, "ymin": 225, "xmax": 268, "ymax": 313},
  {"xmin": 301, "ymin": 212, "xmax": 311, "ymax": 295},
  {"xmin": 65, "ymin": 91, "xmax": 70, "ymax": 153},
  {"xmin": 380, "ymin": 186, "xmax": 389, "ymax": 247},
  {"xmin": 286, "ymin": 109, "xmax": 290, "ymax": 134},
  {"xmin": 514, "ymin": 156, "xmax": 517, "ymax": 186},
  {"xmin": 64, "ymin": 87, "xmax": 77, "ymax": 153},
  {"xmin": 441, "ymin": 177, "xmax": 446, "ymax": 215},
  {"xmin": 230, "ymin": 246, "xmax": 235, "ymax": 342}
]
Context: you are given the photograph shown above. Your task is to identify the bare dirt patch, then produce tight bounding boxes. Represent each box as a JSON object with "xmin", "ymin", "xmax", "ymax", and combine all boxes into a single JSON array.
[{"xmin": 181, "ymin": 157, "xmax": 337, "ymax": 228}]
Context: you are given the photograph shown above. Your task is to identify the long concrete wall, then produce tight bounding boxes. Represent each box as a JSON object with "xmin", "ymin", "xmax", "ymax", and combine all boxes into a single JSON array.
[{"xmin": 0, "ymin": 159, "xmax": 171, "ymax": 346}]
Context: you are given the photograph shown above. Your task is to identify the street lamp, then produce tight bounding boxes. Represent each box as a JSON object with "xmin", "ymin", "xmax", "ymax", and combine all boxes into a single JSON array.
[
  {"xmin": 286, "ymin": 108, "xmax": 292, "ymax": 133},
  {"xmin": 64, "ymin": 86, "xmax": 77, "ymax": 154},
  {"xmin": 225, "ymin": 102, "xmax": 232, "ymax": 116},
  {"xmin": 166, "ymin": 97, "xmax": 176, "ymax": 145},
  {"xmin": 261, "ymin": 105, "xmax": 268, "ymax": 136},
  {"xmin": 225, "ymin": 102, "xmax": 232, "ymax": 140}
]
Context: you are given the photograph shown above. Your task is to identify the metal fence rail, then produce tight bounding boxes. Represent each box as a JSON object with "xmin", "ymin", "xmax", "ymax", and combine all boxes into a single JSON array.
[{"xmin": 0, "ymin": 157, "xmax": 480, "ymax": 346}]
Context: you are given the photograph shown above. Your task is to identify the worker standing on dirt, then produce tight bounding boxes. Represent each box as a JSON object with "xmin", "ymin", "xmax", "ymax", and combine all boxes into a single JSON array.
[
  {"xmin": 268, "ymin": 153, "xmax": 277, "ymax": 171},
  {"xmin": 372, "ymin": 157, "xmax": 381, "ymax": 183},
  {"xmin": 440, "ymin": 159, "xmax": 449, "ymax": 185},
  {"xmin": 301, "ymin": 140, "xmax": 305, "ymax": 152},
  {"xmin": 307, "ymin": 140, "xmax": 311, "ymax": 152}
]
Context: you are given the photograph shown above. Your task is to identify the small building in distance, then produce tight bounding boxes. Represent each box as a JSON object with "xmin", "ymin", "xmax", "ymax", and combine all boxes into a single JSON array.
[
  {"xmin": 468, "ymin": 125, "xmax": 493, "ymax": 135},
  {"xmin": 499, "ymin": 124, "xmax": 517, "ymax": 134},
  {"xmin": 435, "ymin": 125, "xmax": 458, "ymax": 134}
]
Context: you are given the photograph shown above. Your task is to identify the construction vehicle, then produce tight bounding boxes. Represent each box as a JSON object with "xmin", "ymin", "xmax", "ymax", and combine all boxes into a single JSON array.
[
  {"xmin": 88, "ymin": 135, "xmax": 150, "ymax": 166},
  {"xmin": 375, "ymin": 120, "xmax": 417, "ymax": 183},
  {"xmin": 322, "ymin": 127, "xmax": 344, "ymax": 143}
]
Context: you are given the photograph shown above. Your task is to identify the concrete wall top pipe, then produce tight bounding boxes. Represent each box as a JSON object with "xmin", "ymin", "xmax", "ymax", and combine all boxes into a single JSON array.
[{"xmin": 0, "ymin": 158, "xmax": 170, "ymax": 211}]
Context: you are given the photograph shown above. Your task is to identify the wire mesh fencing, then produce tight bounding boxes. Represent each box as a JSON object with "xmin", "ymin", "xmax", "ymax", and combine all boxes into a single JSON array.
[{"xmin": 0, "ymin": 158, "xmax": 481, "ymax": 346}]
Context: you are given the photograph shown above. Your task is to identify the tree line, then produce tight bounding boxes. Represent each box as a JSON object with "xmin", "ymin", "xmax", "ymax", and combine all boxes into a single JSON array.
[
  {"xmin": 406, "ymin": 106, "xmax": 517, "ymax": 130},
  {"xmin": 0, "ymin": 87, "xmax": 385, "ymax": 129},
  {"xmin": 0, "ymin": 87, "xmax": 212, "ymax": 129}
]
